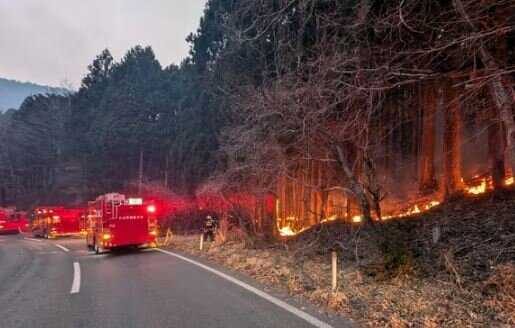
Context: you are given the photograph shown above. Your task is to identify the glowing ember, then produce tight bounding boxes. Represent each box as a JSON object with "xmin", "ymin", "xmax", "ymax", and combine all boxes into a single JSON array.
[
  {"xmin": 466, "ymin": 178, "xmax": 487, "ymax": 195},
  {"xmin": 382, "ymin": 199, "xmax": 440, "ymax": 221},
  {"xmin": 424, "ymin": 200, "xmax": 440, "ymax": 210},
  {"xmin": 278, "ymin": 226, "xmax": 296, "ymax": 236},
  {"xmin": 277, "ymin": 172, "xmax": 514, "ymax": 236},
  {"xmin": 351, "ymin": 215, "xmax": 362, "ymax": 223},
  {"xmin": 320, "ymin": 215, "xmax": 338, "ymax": 223},
  {"xmin": 397, "ymin": 204, "xmax": 421, "ymax": 218}
]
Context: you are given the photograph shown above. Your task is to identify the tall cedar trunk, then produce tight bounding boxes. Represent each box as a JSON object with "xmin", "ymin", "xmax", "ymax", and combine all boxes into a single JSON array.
[
  {"xmin": 483, "ymin": 56, "xmax": 515, "ymax": 177},
  {"xmin": 419, "ymin": 82, "xmax": 438, "ymax": 194},
  {"xmin": 488, "ymin": 120, "xmax": 506, "ymax": 188},
  {"xmin": 332, "ymin": 144, "xmax": 372, "ymax": 223},
  {"xmin": 310, "ymin": 160, "xmax": 318, "ymax": 225},
  {"xmin": 263, "ymin": 195, "xmax": 277, "ymax": 239},
  {"xmin": 442, "ymin": 81, "xmax": 463, "ymax": 198},
  {"xmin": 454, "ymin": 0, "xmax": 515, "ymax": 176}
]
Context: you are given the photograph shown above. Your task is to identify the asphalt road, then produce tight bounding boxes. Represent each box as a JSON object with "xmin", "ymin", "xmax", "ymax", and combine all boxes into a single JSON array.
[{"xmin": 0, "ymin": 234, "xmax": 351, "ymax": 328}]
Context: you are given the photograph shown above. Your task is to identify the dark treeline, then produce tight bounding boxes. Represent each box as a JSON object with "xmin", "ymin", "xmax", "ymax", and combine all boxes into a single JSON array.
[
  {"xmin": 1, "ymin": 1, "xmax": 514, "ymax": 235},
  {"xmin": 0, "ymin": 45, "xmax": 222, "ymax": 205}
]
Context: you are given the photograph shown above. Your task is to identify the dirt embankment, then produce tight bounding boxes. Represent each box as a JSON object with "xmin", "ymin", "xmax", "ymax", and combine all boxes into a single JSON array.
[{"xmin": 167, "ymin": 192, "xmax": 515, "ymax": 327}]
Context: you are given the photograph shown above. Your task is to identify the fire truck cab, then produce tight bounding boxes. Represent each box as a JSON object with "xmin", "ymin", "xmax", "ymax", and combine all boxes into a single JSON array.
[
  {"xmin": 86, "ymin": 193, "xmax": 157, "ymax": 254},
  {"xmin": 0, "ymin": 207, "xmax": 24, "ymax": 234},
  {"xmin": 32, "ymin": 207, "xmax": 83, "ymax": 238}
]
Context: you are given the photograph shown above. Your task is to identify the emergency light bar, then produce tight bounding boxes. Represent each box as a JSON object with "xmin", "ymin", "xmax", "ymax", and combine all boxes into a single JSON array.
[{"xmin": 128, "ymin": 198, "xmax": 143, "ymax": 205}]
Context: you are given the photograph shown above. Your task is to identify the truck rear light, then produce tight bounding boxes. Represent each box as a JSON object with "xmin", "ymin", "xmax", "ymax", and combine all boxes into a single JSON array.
[
  {"xmin": 102, "ymin": 233, "xmax": 112, "ymax": 240},
  {"xmin": 149, "ymin": 230, "xmax": 158, "ymax": 236},
  {"xmin": 146, "ymin": 205, "xmax": 156, "ymax": 214}
]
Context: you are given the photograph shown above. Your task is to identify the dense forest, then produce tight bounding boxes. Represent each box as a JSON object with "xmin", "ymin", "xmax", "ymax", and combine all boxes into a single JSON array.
[{"xmin": 1, "ymin": 0, "xmax": 513, "ymax": 237}]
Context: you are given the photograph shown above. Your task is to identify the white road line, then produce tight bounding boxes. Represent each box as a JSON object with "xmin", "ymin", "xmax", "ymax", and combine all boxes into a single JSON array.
[
  {"xmin": 55, "ymin": 244, "xmax": 70, "ymax": 252},
  {"xmin": 70, "ymin": 262, "xmax": 81, "ymax": 294},
  {"xmin": 156, "ymin": 248, "xmax": 333, "ymax": 328},
  {"xmin": 23, "ymin": 237, "xmax": 42, "ymax": 242}
]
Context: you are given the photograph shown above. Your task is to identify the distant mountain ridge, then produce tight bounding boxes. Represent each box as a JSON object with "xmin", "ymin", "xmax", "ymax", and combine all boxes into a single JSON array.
[{"xmin": 0, "ymin": 77, "xmax": 69, "ymax": 112}]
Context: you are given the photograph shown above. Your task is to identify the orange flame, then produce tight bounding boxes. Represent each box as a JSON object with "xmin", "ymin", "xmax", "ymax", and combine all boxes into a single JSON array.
[
  {"xmin": 277, "ymin": 174, "xmax": 513, "ymax": 236},
  {"xmin": 351, "ymin": 215, "xmax": 363, "ymax": 223},
  {"xmin": 320, "ymin": 215, "xmax": 338, "ymax": 224},
  {"xmin": 278, "ymin": 226, "xmax": 296, "ymax": 236},
  {"xmin": 466, "ymin": 178, "xmax": 488, "ymax": 195},
  {"xmin": 277, "ymin": 216, "xmax": 307, "ymax": 236}
]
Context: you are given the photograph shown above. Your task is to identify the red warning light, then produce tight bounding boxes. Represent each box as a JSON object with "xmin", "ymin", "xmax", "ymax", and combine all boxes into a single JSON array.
[{"xmin": 146, "ymin": 205, "xmax": 156, "ymax": 214}]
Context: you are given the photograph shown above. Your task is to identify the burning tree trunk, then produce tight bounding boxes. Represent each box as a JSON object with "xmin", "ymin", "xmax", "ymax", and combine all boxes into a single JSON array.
[
  {"xmin": 331, "ymin": 143, "xmax": 371, "ymax": 223},
  {"xmin": 419, "ymin": 82, "xmax": 438, "ymax": 194},
  {"xmin": 442, "ymin": 82, "xmax": 463, "ymax": 198},
  {"xmin": 483, "ymin": 58, "xmax": 515, "ymax": 178},
  {"xmin": 488, "ymin": 119, "xmax": 506, "ymax": 188},
  {"xmin": 453, "ymin": 0, "xmax": 515, "ymax": 176}
]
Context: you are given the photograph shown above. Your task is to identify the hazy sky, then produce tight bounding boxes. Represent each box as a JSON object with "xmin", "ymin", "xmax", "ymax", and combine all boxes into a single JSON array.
[{"xmin": 0, "ymin": 0, "xmax": 207, "ymax": 88}]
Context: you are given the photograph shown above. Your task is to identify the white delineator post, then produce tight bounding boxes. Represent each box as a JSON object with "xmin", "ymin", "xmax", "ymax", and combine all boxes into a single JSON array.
[
  {"xmin": 200, "ymin": 234, "xmax": 204, "ymax": 251},
  {"xmin": 331, "ymin": 251, "xmax": 338, "ymax": 291},
  {"xmin": 432, "ymin": 225, "xmax": 441, "ymax": 244}
]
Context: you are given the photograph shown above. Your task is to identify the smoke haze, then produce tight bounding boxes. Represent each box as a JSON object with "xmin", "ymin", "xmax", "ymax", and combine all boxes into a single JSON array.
[{"xmin": 0, "ymin": 0, "xmax": 207, "ymax": 88}]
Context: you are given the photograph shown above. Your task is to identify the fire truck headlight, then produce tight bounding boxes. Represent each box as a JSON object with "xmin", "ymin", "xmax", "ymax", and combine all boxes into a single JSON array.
[
  {"xmin": 146, "ymin": 205, "xmax": 156, "ymax": 214},
  {"xmin": 102, "ymin": 233, "xmax": 112, "ymax": 241}
]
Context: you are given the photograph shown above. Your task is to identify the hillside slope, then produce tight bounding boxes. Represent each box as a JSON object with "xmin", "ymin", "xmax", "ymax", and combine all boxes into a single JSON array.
[
  {"xmin": 170, "ymin": 191, "xmax": 515, "ymax": 327},
  {"xmin": 0, "ymin": 77, "xmax": 68, "ymax": 112}
]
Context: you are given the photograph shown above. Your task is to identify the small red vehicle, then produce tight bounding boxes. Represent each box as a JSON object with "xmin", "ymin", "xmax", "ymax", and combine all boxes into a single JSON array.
[
  {"xmin": 85, "ymin": 193, "xmax": 158, "ymax": 254},
  {"xmin": 0, "ymin": 208, "xmax": 21, "ymax": 234},
  {"xmin": 32, "ymin": 207, "xmax": 83, "ymax": 238}
]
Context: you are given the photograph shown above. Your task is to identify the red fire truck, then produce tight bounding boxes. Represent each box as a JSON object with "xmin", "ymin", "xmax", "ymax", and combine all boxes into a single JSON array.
[
  {"xmin": 13, "ymin": 211, "xmax": 30, "ymax": 232},
  {"xmin": 32, "ymin": 207, "xmax": 83, "ymax": 238},
  {"xmin": 85, "ymin": 193, "xmax": 158, "ymax": 254},
  {"xmin": 0, "ymin": 208, "xmax": 20, "ymax": 234}
]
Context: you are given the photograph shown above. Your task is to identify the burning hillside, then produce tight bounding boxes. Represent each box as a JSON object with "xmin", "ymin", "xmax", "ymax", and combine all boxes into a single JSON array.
[
  {"xmin": 171, "ymin": 188, "xmax": 515, "ymax": 327},
  {"xmin": 277, "ymin": 174, "xmax": 515, "ymax": 237}
]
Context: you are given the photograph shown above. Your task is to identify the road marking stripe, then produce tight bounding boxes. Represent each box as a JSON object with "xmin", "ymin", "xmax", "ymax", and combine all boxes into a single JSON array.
[
  {"xmin": 70, "ymin": 262, "xmax": 81, "ymax": 294},
  {"xmin": 156, "ymin": 248, "xmax": 333, "ymax": 328},
  {"xmin": 23, "ymin": 237, "xmax": 42, "ymax": 242},
  {"xmin": 55, "ymin": 244, "xmax": 70, "ymax": 252}
]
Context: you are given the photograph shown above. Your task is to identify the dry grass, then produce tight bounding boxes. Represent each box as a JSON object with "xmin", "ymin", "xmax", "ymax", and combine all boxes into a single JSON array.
[{"xmin": 168, "ymin": 191, "xmax": 515, "ymax": 327}]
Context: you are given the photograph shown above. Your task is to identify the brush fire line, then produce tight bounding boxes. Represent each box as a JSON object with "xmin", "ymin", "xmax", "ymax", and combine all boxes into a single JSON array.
[
  {"xmin": 85, "ymin": 193, "xmax": 158, "ymax": 254},
  {"xmin": 32, "ymin": 207, "xmax": 84, "ymax": 238}
]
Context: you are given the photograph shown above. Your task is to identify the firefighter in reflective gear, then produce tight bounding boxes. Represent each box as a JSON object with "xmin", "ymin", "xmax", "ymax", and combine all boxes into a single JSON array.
[{"xmin": 203, "ymin": 215, "xmax": 218, "ymax": 242}]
